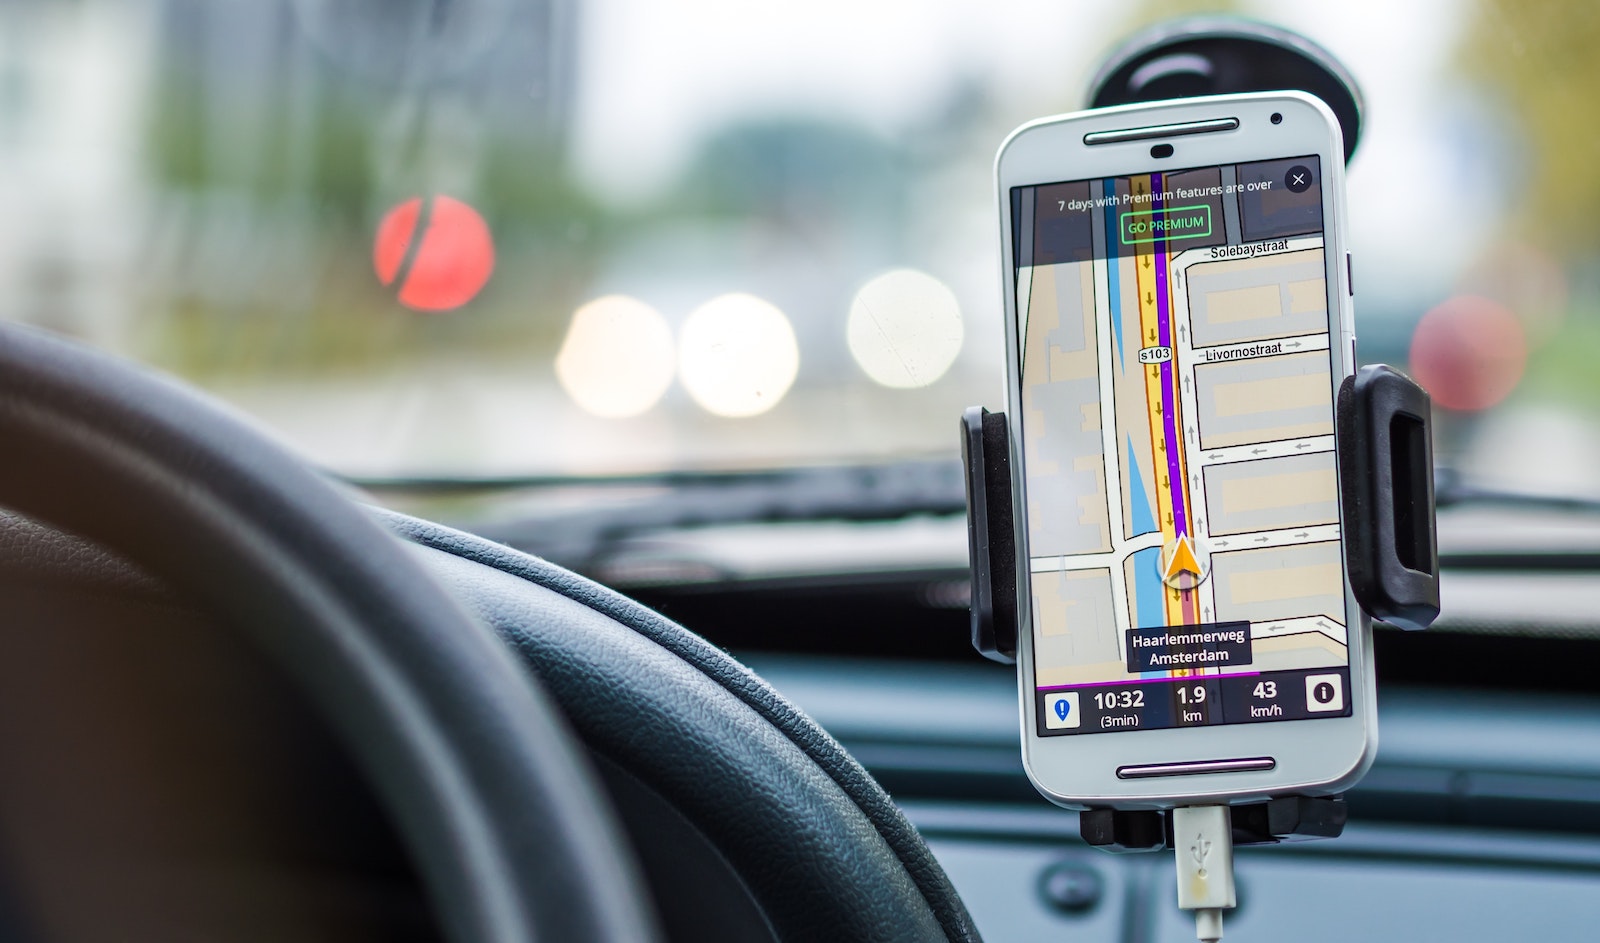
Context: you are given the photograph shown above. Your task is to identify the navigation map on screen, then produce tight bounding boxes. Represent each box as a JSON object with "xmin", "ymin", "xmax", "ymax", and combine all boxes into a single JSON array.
[{"xmin": 1011, "ymin": 156, "xmax": 1354, "ymax": 736}]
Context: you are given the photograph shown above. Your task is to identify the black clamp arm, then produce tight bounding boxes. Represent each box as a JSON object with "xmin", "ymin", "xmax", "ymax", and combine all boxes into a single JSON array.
[
  {"xmin": 1335, "ymin": 365, "xmax": 1440, "ymax": 629},
  {"xmin": 961, "ymin": 405, "xmax": 1018, "ymax": 665}
]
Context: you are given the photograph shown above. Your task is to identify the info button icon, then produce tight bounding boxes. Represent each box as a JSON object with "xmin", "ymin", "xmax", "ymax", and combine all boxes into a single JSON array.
[
  {"xmin": 1305, "ymin": 674, "xmax": 1344, "ymax": 713},
  {"xmin": 1045, "ymin": 691, "xmax": 1081, "ymax": 730}
]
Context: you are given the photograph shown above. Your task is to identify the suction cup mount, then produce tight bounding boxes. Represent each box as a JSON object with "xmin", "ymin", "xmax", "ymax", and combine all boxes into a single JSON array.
[{"xmin": 1087, "ymin": 16, "xmax": 1365, "ymax": 164}]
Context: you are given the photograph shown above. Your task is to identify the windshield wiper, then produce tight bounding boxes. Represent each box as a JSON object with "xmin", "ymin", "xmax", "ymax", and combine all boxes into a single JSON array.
[
  {"xmin": 1433, "ymin": 467, "xmax": 1600, "ymax": 514},
  {"xmin": 354, "ymin": 458, "xmax": 968, "ymax": 570}
]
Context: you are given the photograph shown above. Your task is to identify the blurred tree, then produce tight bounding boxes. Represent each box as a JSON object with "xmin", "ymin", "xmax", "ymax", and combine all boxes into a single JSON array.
[
  {"xmin": 674, "ymin": 119, "xmax": 907, "ymax": 234},
  {"xmin": 1459, "ymin": 0, "xmax": 1600, "ymax": 254}
]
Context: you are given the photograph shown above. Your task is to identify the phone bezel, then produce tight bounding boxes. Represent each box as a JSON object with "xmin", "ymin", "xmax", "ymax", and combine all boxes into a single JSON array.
[{"xmin": 995, "ymin": 92, "xmax": 1374, "ymax": 808}]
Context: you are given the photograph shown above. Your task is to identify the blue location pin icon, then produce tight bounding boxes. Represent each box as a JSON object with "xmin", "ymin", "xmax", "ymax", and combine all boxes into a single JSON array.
[{"xmin": 1054, "ymin": 697, "xmax": 1071, "ymax": 722}]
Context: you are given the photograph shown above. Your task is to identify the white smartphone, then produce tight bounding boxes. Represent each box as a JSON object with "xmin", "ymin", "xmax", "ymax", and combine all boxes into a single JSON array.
[{"xmin": 995, "ymin": 92, "xmax": 1374, "ymax": 808}]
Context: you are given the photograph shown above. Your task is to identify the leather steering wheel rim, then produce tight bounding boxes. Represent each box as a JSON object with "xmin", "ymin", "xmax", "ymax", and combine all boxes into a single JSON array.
[
  {"xmin": 0, "ymin": 322, "xmax": 658, "ymax": 943},
  {"xmin": 385, "ymin": 514, "xmax": 985, "ymax": 943}
]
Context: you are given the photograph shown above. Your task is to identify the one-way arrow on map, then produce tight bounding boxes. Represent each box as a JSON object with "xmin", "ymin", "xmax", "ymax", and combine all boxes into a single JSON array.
[
  {"xmin": 1295, "ymin": 442, "xmax": 1313, "ymax": 450},
  {"xmin": 1286, "ymin": 340, "xmax": 1303, "ymax": 349}
]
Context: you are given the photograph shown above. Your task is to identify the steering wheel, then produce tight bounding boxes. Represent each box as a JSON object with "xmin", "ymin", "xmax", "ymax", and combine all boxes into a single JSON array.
[
  {"xmin": 0, "ymin": 321, "xmax": 981, "ymax": 943},
  {"xmin": 0, "ymin": 322, "xmax": 656, "ymax": 942}
]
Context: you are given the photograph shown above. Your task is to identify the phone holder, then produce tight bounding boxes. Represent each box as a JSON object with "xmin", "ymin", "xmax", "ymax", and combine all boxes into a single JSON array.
[
  {"xmin": 962, "ymin": 364, "xmax": 1439, "ymax": 849},
  {"xmin": 1079, "ymin": 794, "xmax": 1349, "ymax": 853}
]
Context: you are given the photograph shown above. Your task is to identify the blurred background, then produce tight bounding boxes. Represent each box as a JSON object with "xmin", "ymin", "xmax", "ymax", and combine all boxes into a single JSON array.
[{"xmin": 2, "ymin": 0, "xmax": 1592, "ymax": 492}]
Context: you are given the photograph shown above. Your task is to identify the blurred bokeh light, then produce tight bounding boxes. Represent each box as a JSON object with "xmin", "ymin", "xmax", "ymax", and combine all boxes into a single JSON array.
[
  {"xmin": 846, "ymin": 269, "xmax": 964, "ymax": 389},
  {"xmin": 555, "ymin": 295, "xmax": 675, "ymax": 418},
  {"xmin": 678, "ymin": 294, "xmax": 799, "ymax": 418},
  {"xmin": 1409, "ymin": 295, "xmax": 1528, "ymax": 412},
  {"xmin": 373, "ymin": 196, "xmax": 496, "ymax": 312}
]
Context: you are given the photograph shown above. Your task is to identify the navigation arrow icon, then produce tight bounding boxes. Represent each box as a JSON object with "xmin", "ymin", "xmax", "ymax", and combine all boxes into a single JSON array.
[{"xmin": 1162, "ymin": 535, "xmax": 1204, "ymax": 588}]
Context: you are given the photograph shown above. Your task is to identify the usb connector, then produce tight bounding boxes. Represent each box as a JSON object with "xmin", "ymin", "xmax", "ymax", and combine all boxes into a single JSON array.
[{"xmin": 1172, "ymin": 805, "xmax": 1238, "ymax": 943}]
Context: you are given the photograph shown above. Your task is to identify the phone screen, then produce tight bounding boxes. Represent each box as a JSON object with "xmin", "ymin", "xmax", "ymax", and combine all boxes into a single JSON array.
[{"xmin": 1011, "ymin": 155, "xmax": 1354, "ymax": 737}]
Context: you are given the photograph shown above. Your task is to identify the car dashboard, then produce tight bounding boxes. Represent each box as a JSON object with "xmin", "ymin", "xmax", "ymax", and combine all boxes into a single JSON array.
[{"xmin": 379, "ymin": 465, "xmax": 1600, "ymax": 943}]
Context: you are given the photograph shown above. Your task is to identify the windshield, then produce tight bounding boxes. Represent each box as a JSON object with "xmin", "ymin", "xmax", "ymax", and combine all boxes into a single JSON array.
[{"xmin": 4, "ymin": 0, "xmax": 1589, "ymax": 489}]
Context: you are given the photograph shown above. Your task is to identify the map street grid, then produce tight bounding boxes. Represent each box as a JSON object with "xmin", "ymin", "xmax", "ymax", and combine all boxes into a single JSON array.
[{"xmin": 1016, "ymin": 157, "xmax": 1350, "ymax": 696}]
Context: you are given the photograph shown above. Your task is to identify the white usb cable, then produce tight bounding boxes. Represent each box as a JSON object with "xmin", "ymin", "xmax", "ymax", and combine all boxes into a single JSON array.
[{"xmin": 1172, "ymin": 805, "xmax": 1238, "ymax": 943}]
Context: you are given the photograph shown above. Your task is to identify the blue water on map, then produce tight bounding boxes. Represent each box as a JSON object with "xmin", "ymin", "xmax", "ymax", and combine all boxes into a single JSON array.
[
  {"xmin": 1130, "ymin": 546, "xmax": 1165, "ymax": 628},
  {"xmin": 1125, "ymin": 438, "xmax": 1158, "ymax": 537}
]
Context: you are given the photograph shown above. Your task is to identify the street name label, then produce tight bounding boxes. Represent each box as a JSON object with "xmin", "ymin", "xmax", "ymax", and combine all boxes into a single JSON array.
[
  {"xmin": 1201, "ymin": 340, "xmax": 1284, "ymax": 363},
  {"xmin": 1197, "ymin": 333, "xmax": 1324, "ymax": 363},
  {"xmin": 1207, "ymin": 238, "xmax": 1291, "ymax": 260},
  {"xmin": 1126, "ymin": 622, "xmax": 1254, "ymax": 673}
]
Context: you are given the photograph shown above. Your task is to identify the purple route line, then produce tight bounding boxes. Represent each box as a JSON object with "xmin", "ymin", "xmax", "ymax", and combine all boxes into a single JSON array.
[
  {"xmin": 1037, "ymin": 670, "xmax": 1262, "ymax": 693},
  {"xmin": 1151, "ymin": 173, "xmax": 1189, "ymax": 537}
]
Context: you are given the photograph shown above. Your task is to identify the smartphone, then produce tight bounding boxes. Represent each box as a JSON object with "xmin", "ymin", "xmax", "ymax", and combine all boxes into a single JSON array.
[{"xmin": 995, "ymin": 92, "xmax": 1373, "ymax": 808}]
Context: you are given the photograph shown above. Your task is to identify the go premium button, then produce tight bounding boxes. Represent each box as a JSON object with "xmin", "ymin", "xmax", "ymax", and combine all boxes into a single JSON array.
[
  {"xmin": 1305, "ymin": 674, "xmax": 1344, "ymax": 713},
  {"xmin": 1045, "ymin": 691, "xmax": 1081, "ymax": 729}
]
